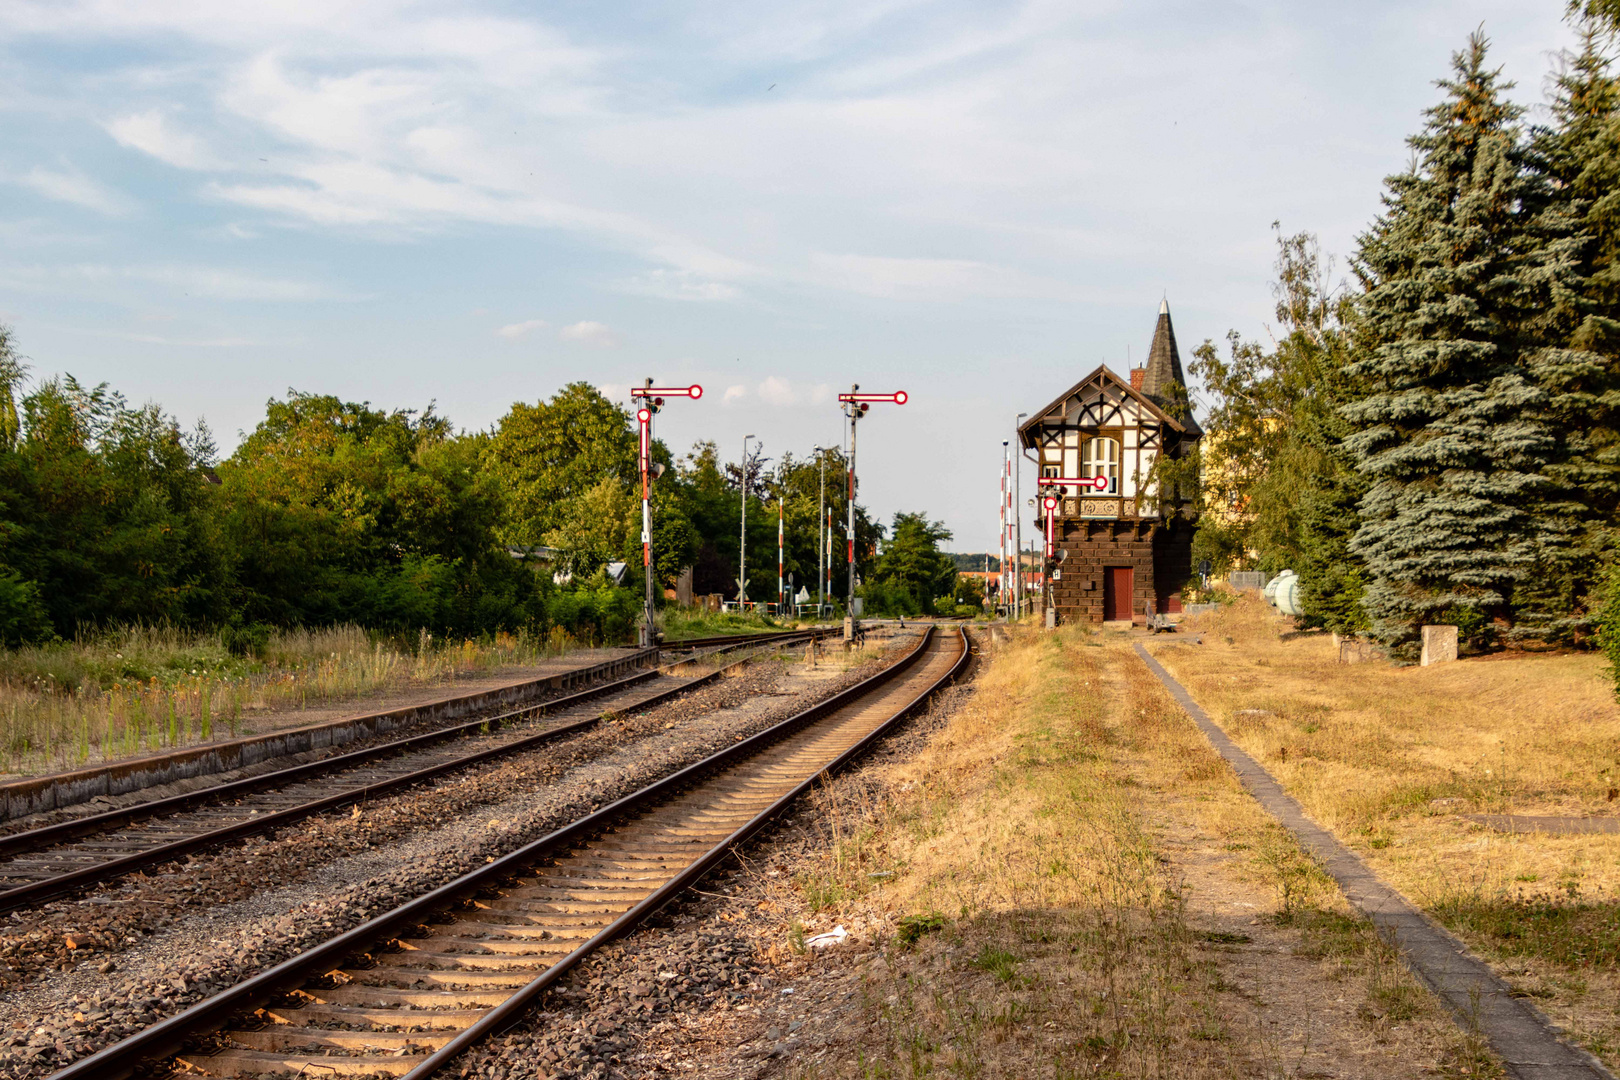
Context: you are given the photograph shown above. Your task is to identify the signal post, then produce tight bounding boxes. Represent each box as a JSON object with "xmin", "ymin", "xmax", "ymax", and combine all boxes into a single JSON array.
[
  {"xmin": 629, "ymin": 379, "xmax": 703, "ymax": 648},
  {"xmin": 1034, "ymin": 476, "xmax": 1108, "ymax": 630},
  {"xmin": 837, "ymin": 385, "xmax": 907, "ymax": 641}
]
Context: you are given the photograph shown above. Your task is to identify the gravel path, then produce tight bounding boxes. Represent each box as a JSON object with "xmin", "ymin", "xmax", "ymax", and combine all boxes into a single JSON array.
[{"xmin": 0, "ymin": 634, "xmax": 911, "ymax": 1079}]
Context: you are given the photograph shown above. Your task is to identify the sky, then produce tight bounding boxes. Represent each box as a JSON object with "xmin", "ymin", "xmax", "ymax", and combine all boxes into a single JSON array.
[{"xmin": 0, "ymin": 0, "xmax": 1576, "ymax": 553}]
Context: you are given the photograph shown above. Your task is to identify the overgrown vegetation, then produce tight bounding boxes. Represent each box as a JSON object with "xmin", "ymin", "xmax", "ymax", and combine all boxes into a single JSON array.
[{"xmin": 0, "ymin": 623, "xmax": 575, "ymax": 773}]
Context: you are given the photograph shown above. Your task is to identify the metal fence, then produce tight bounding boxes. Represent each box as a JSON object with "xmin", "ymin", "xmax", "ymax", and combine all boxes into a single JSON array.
[{"xmin": 1228, "ymin": 571, "xmax": 1267, "ymax": 591}]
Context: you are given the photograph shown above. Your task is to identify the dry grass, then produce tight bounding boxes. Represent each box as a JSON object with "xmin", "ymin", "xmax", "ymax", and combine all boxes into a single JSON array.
[
  {"xmin": 788, "ymin": 625, "xmax": 1497, "ymax": 1078},
  {"xmin": 0, "ymin": 624, "xmax": 576, "ymax": 776},
  {"xmin": 1151, "ymin": 594, "xmax": 1620, "ymax": 1066}
]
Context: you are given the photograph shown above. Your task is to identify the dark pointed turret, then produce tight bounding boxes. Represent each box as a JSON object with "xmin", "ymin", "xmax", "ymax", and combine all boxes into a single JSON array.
[{"xmin": 1138, "ymin": 299, "xmax": 1201, "ymax": 437}]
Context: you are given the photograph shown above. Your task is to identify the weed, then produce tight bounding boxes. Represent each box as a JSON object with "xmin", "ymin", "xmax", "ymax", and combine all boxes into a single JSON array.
[
  {"xmin": 969, "ymin": 943, "xmax": 1021, "ymax": 983},
  {"xmin": 896, "ymin": 912, "xmax": 946, "ymax": 947}
]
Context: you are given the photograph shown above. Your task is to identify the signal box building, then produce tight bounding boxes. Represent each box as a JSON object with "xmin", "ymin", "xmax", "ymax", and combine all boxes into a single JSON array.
[{"xmin": 1018, "ymin": 301, "xmax": 1202, "ymax": 624}]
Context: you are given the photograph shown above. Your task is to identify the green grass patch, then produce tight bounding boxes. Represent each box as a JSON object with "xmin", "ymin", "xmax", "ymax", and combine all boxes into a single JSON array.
[{"xmin": 1432, "ymin": 896, "xmax": 1620, "ymax": 968}]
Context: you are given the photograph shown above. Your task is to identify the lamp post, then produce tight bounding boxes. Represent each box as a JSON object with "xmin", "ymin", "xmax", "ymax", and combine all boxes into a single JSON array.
[
  {"xmin": 812, "ymin": 445, "xmax": 829, "ymax": 618},
  {"xmin": 739, "ymin": 434, "xmax": 756, "ymax": 608},
  {"xmin": 837, "ymin": 385, "xmax": 907, "ymax": 640},
  {"xmin": 777, "ymin": 463, "xmax": 785, "ymax": 614},
  {"xmin": 628, "ymin": 379, "xmax": 703, "ymax": 648}
]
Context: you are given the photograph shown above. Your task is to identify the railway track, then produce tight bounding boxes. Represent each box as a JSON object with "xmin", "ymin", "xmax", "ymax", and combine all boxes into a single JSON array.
[
  {"xmin": 48, "ymin": 625, "xmax": 966, "ymax": 1080},
  {"xmin": 0, "ymin": 628, "xmax": 834, "ymax": 915}
]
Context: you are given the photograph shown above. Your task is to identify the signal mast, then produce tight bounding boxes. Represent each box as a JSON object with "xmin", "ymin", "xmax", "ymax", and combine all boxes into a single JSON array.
[
  {"xmin": 629, "ymin": 379, "xmax": 703, "ymax": 648},
  {"xmin": 836, "ymin": 385, "xmax": 907, "ymax": 641}
]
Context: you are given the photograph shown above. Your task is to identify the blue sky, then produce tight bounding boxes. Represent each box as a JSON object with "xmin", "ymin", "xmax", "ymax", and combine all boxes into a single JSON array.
[{"xmin": 0, "ymin": 0, "xmax": 1573, "ymax": 551}]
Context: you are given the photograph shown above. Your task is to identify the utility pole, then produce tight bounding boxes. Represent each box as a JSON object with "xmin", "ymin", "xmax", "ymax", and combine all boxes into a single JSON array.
[
  {"xmin": 628, "ymin": 379, "xmax": 703, "ymax": 647},
  {"xmin": 837, "ymin": 385, "xmax": 907, "ymax": 640},
  {"xmin": 739, "ymin": 433, "xmax": 755, "ymax": 607}
]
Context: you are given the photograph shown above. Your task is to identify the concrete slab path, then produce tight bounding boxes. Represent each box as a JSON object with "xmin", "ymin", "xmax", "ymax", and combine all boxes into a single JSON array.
[{"xmin": 1134, "ymin": 642, "xmax": 1614, "ymax": 1080}]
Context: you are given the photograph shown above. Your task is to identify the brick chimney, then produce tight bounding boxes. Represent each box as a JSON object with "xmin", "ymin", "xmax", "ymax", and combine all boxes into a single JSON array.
[{"xmin": 1129, "ymin": 366, "xmax": 1145, "ymax": 391}]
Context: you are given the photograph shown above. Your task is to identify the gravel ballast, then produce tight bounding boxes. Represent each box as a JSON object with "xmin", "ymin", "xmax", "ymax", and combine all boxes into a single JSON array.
[{"xmin": 0, "ymin": 634, "xmax": 913, "ymax": 1079}]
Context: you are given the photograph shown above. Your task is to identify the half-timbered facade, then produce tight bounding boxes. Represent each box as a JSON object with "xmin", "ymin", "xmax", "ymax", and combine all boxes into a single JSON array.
[{"xmin": 1019, "ymin": 301, "xmax": 1201, "ymax": 624}]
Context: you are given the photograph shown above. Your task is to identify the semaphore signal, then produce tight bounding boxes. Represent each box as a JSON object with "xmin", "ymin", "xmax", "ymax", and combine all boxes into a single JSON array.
[
  {"xmin": 837, "ymin": 390, "xmax": 908, "ymax": 406},
  {"xmin": 1040, "ymin": 475, "xmax": 1111, "ymax": 492},
  {"xmin": 629, "ymin": 379, "xmax": 704, "ymax": 647},
  {"xmin": 838, "ymin": 384, "xmax": 906, "ymax": 640}
]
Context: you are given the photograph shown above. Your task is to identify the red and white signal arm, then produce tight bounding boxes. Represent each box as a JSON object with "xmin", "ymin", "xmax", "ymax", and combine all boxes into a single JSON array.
[
  {"xmin": 631, "ymin": 384, "xmax": 703, "ymax": 399},
  {"xmin": 1044, "ymin": 476, "xmax": 1110, "ymax": 492},
  {"xmin": 636, "ymin": 408, "xmax": 652, "ymax": 423},
  {"xmin": 837, "ymin": 391, "xmax": 907, "ymax": 405},
  {"xmin": 1043, "ymin": 496, "xmax": 1058, "ymax": 510}
]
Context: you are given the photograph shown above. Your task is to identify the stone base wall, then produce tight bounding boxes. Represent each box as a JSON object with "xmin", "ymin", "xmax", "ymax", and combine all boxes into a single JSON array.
[
  {"xmin": 1047, "ymin": 519, "xmax": 1196, "ymax": 624},
  {"xmin": 1152, "ymin": 522, "xmax": 1194, "ymax": 614}
]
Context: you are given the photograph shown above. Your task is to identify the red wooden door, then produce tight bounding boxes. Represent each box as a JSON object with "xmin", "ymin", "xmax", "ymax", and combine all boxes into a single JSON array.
[{"xmin": 1104, "ymin": 566, "xmax": 1133, "ymax": 621}]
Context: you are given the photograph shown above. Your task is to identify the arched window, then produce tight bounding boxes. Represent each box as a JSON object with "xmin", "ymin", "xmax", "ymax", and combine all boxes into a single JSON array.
[{"xmin": 1082, "ymin": 436, "xmax": 1119, "ymax": 494}]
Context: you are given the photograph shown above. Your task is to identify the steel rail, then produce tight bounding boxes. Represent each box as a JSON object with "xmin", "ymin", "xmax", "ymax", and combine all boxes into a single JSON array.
[
  {"xmin": 661, "ymin": 625, "xmax": 841, "ymax": 650},
  {"xmin": 403, "ymin": 626, "xmax": 968, "ymax": 1079},
  {"xmin": 46, "ymin": 626, "xmax": 957, "ymax": 1080},
  {"xmin": 0, "ymin": 628, "xmax": 828, "ymax": 914}
]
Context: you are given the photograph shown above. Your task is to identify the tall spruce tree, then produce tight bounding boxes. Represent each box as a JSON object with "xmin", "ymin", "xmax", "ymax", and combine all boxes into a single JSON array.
[
  {"xmin": 1519, "ymin": 19, "xmax": 1620, "ymax": 640},
  {"xmin": 1345, "ymin": 33, "xmax": 1557, "ymax": 656}
]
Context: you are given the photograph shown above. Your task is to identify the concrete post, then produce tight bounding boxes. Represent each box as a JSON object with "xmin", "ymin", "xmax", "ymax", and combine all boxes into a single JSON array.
[{"xmin": 1421, "ymin": 625, "xmax": 1458, "ymax": 667}]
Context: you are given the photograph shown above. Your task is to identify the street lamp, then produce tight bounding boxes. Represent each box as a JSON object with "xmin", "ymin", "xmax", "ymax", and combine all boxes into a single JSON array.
[
  {"xmin": 837, "ymin": 385, "xmax": 908, "ymax": 640},
  {"xmin": 812, "ymin": 445, "xmax": 827, "ymax": 618},
  {"xmin": 739, "ymin": 434, "xmax": 755, "ymax": 607},
  {"xmin": 628, "ymin": 379, "xmax": 703, "ymax": 648}
]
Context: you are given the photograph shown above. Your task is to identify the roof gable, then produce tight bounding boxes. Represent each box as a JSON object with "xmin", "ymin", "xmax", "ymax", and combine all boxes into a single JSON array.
[{"xmin": 1017, "ymin": 363, "xmax": 1185, "ymax": 446}]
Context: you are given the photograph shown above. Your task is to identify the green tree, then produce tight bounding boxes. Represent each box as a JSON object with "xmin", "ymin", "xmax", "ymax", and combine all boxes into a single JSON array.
[
  {"xmin": 1344, "ymin": 33, "xmax": 1559, "ymax": 656},
  {"xmin": 869, "ymin": 512, "xmax": 956, "ymax": 615},
  {"xmin": 1188, "ymin": 231, "xmax": 1370, "ymax": 633},
  {"xmin": 486, "ymin": 383, "xmax": 638, "ymax": 546},
  {"xmin": 219, "ymin": 391, "xmax": 534, "ymax": 633},
  {"xmin": 1517, "ymin": 17, "xmax": 1620, "ymax": 641},
  {"xmin": 4, "ymin": 376, "xmax": 227, "ymax": 634}
]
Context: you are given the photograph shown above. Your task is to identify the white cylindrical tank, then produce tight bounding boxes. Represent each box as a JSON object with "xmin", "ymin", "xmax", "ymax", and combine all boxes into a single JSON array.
[
  {"xmin": 1262, "ymin": 573, "xmax": 1281, "ymax": 605},
  {"xmin": 1275, "ymin": 571, "xmax": 1302, "ymax": 617}
]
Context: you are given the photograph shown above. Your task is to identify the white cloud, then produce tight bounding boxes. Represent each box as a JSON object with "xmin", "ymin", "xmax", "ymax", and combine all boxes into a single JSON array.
[
  {"xmin": 808, "ymin": 252, "xmax": 1071, "ymax": 302},
  {"xmin": 0, "ymin": 263, "xmax": 355, "ymax": 301},
  {"xmin": 105, "ymin": 111, "xmax": 220, "ymax": 169},
  {"xmin": 808, "ymin": 382, "xmax": 833, "ymax": 404},
  {"xmin": 758, "ymin": 376, "xmax": 796, "ymax": 406},
  {"xmin": 558, "ymin": 320, "xmax": 620, "ymax": 348},
  {"xmin": 495, "ymin": 318, "xmax": 547, "ymax": 339},
  {"xmin": 16, "ymin": 165, "xmax": 135, "ymax": 216},
  {"xmin": 618, "ymin": 269, "xmax": 740, "ymax": 302},
  {"xmin": 723, "ymin": 384, "xmax": 747, "ymax": 405}
]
